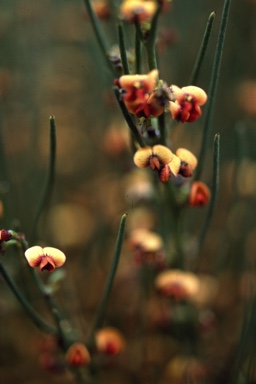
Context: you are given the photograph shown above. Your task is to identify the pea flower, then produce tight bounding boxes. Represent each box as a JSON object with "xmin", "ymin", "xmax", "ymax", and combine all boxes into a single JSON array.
[
  {"xmin": 167, "ymin": 148, "xmax": 198, "ymax": 177},
  {"xmin": 169, "ymin": 85, "xmax": 207, "ymax": 123},
  {"xmin": 25, "ymin": 246, "xmax": 66, "ymax": 272},
  {"xmin": 155, "ymin": 269, "xmax": 200, "ymax": 301},
  {"xmin": 65, "ymin": 343, "xmax": 91, "ymax": 367},
  {"xmin": 134, "ymin": 145, "xmax": 173, "ymax": 183},
  {"xmin": 95, "ymin": 327, "xmax": 126, "ymax": 356},
  {"xmin": 120, "ymin": 0, "xmax": 157, "ymax": 23},
  {"xmin": 117, "ymin": 69, "xmax": 158, "ymax": 118},
  {"xmin": 189, "ymin": 181, "xmax": 211, "ymax": 206}
]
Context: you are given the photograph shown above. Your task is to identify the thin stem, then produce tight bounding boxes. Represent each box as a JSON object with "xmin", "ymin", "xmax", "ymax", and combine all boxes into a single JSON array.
[
  {"xmin": 135, "ymin": 23, "xmax": 142, "ymax": 74},
  {"xmin": 113, "ymin": 87, "xmax": 146, "ymax": 147},
  {"xmin": 195, "ymin": 0, "xmax": 231, "ymax": 180},
  {"xmin": 0, "ymin": 261, "xmax": 57, "ymax": 335},
  {"xmin": 158, "ymin": 112, "xmax": 166, "ymax": 145},
  {"xmin": 117, "ymin": 23, "xmax": 129, "ymax": 75},
  {"xmin": 83, "ymin": 0, "xmax": 117, "ymax": 76},
  {"xmin": 91, "ymin": 213, "xmax": 127, "ymax": 332},
  {"xmin": 144, "ymin": 3, "xmax": 161, "ymax": 70},
  {"xmin": 198, "ymin": 133, "xmax": 220, "ymax": 250},
  {"xmin": 189, "ymin": 11, "xmax": 216, "ymax": 85},
  {"xmin": 29, "ymin": 116, "xmax": 56, "ymax": 242}
]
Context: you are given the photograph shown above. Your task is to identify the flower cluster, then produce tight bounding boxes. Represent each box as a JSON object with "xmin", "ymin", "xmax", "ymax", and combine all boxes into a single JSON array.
[
  {"xmin": 115, "ymin": 70, "xmax": 207, "ymax": 122},
  {"xmin": 133, "ymin": 144, "xmax": 198, "ymax": 183}
]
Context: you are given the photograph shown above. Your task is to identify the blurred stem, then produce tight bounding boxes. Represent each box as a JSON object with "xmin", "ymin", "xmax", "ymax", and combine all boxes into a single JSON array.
[
  {"xmin": 83, "ymin": 0, "xmax": 117, "ymax": 76},
  {"xmin": 198, "ymin": 133, "xmax": 220, "ymax": 251},
  {"xmin": 91, "ymin": 213, "xmax": 127, "ymax": 333},
  {"xmin": 29, "ymin": 116, "xmax": 56, "ymax": 242},
  {"xmin": 195, "ymin": 0, "xmax": 231, "ymax": 180},
  {"xmin": 144, "ymin": 3, "xmax": 161, "ymax": 70},
  {"xmin": 117, "ymin": 23, "xmax": 129, "ymax": 75},
  {"xmin": 189, "ymin": 11, "xmax": 216, "ymax": 84},
  {"xmin": 0, "ymin": 104, "xmax": 11, "ymax": 225},
  {"xmin": 135, "ymin": 23, "xmax": 142, "ymax": 73},
  {"xmin": 0, "ymin": 261, "xmax": 57, "ymax": 335},
  {"xmin": 113, "ymin": 87, "xmax": 146, "ymax": 147},
  {"xmin": 158, "ymin": 112, "xmax": 166, "ymax": 145}
]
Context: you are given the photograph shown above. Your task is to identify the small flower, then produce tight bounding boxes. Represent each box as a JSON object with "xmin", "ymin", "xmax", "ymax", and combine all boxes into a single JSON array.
[
  {"xmin": 65, "ymin": 343, "xmax": 91, "ymax": 367},
  {"xmin": 155, "ymin": 269, "xmax": 200, "ymax": 301},
  {"xmin": 120, "ymin": 0, "xmax": 157, "ymax": 23},
  {"xmin": 189, "ymin": 181, "xmax": 211, "ymax": 206},
  {"xmin": 117, "ymin": 70, "xmax": 158, "ymax": 118},
  {"xmin": 95, "ymin": 327, "xmax": 126, "ymax": 356},
  {"xmin": 176, "ymin": 148, "xmax": 198, "ymax": 177},
  {"xmin": 134, "ymin": 145, "xmax": 173, "ymax": 183},
  {"xmin": 25, "ymin": 246, "xmax": 66, "ymax": 272},
  {"xmin": 0, "ymin": 229, "xmax": 12, "ymax": 242},
  {"xmin": 128, "ymin": 228, "xmax": 166, "ymax": 268},
  {"xmin": 169, "ymin": 85, "xmax": 207, "ymax": 123}
]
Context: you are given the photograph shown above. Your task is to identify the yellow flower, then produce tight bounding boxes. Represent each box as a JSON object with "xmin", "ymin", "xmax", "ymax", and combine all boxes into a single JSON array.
[
  {"xmin": 24, "ymin": 246, "xmax": 66, "ymax": 272},
  {"xmin": 120, "ymin": 0, "xmax": 157, "ymax": 23},
  {"xmin": 95, "ymin": 327, "xmax": 126, "ymax": 356}
]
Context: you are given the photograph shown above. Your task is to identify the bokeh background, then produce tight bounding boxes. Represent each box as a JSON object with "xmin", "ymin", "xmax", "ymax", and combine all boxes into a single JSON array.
[{"xmin": 1, "ymin": 0, "xmax": 256, "ymax": 383}]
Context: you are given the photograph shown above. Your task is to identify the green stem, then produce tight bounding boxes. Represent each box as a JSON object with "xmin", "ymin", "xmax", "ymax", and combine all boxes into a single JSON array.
[
  {"xmin": 195, "ymin": 0, "xmax": 231, "ymax": 180},
  {"xmin": 117, "ymin": 23, "xmax": 129, "ymax": 75},
  {"xmin": 189, "ymin": 11, "xmax": 216, "ymax": 85},
  {"xmin": 83, "ymin": 0, "xmax": 117, "ymax": 77},
  {"xmin": 135, "ymin": 23, "xmax": 142, "ymax": 74},
  {"xmin": 0, "ymin": 261, "xmax": 57, "ymax": 335},
  {"xmin": 29, "ymin": 116, "xmax": 56, "ymax": 242},
  {"xmin": 91, "ymin": 213, "xmax": 127, "ymax": 332},
  {"xmin": 158, "ymin": 111, "xmax": 166, "ymax": 145},
  {"xmin": 198, "ymin": 133, "xmax": 220, "ymax": 251},
  {"xmin": 113, "ymin": 87, "xmax": 146, "ymax": 147},
  {"xmin": 144, "ymin": 2, "xmax": 162, "ymax": 70}
]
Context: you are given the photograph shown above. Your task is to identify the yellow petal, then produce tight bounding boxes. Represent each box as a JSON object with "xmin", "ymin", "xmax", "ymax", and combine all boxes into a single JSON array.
[
  {"xmin": 168, "ymin": 154, "xmax": 181, "ymax": 176},
  {"xmin": 25, "ymin": 246, "xmax": 44, "ymax": 268},
  {"xmin": 133, "ymin": 146, "xmax": 153, "ymax": 168},
  {"xmin": 176, "ymin": 148, "xmax": 198, "ymax": 170},
  {"xmin": 181, "ymin": 86, "xmax": 207, "ymax": 105},
  {"xmin": 152, "ymin": 145, "xmax": 173, "ymax": 165},
  {"xmin": 43, "ymin": 247, "xmax": 66, "ymax": 267}
]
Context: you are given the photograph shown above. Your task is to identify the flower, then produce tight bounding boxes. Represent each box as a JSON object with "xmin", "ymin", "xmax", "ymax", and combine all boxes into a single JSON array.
[
  {"xmin": 128, "ymin": 228, "xmax": 166, "ymax": 268},
  {"xmin": 169, "ymin": 85, "xmax": 207, "ymax": 123},
  {"xmin": 189, "ymin": 181, "xmax": 211, "ymax": 206},
  {"xmin": 0, "ymin": 229, "xmax": 12, "ymax": 242},
  {"xmin": 117, "ymin": 69, "xmax": 159, "ymax": 118},
  {"xmin": 24, "ymin": 246, "xmax": 66, "ymax": 272},
  {"xmin": 155, "ymin": 269, "xmax": 200, "ymax": 301},
  {"xmin": 95, "ymin": 327, "xmax": 126, "ymax": 355},
  {"xmin": 175, "ymin": 148, "xmax": 198, "ymax": 177},
  {"xmin": 134, "ymin": 145, "xmax": 173, "ymax": 183},
  {"xmin": 120, "ymin": 0, "xmax": 157, "ymax": 23},
  {"xmin": 65, "ymin": 343, "xmax": 91, "ymax": 367}
]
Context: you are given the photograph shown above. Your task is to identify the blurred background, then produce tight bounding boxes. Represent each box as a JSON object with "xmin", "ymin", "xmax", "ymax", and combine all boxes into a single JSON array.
[{"xmin": 0, "ymin": 0, "xmax": 256, "ymax": 383}]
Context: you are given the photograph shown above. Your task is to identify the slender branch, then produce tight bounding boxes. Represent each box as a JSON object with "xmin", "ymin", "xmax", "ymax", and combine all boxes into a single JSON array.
[
  {"xmin": 189, "ymin": 11, "xmax": 216, "ymax": 85},
  {"xmin": 91, "ymin": 213, "xmax": 127, "ymax": 333},
  {"xmin": 135, "ymin": 23, "xmax": 142, "ymax": 74},
  {"xmin": 198, "ymin": 133, "xmax": 220, "ymax": 249},
  {"xmin": 0, "ymin": 261, "xmax": 57, "ymax": 335},
  {"xmin": 144, "ymin": 3, "xmax": 162, "ymax": 70},
  {"xmin": 195, "ymin": 0, "xmax": 232, "ymax": 180},
  {"xmin": 83, "ymin": 0, "xmax": 117, "ymax": 76},
  {"xmin": 113, "ymin": 87, "xmax": 146, "ymax": 147},
  {"xmin": 158, "ymin": 111, "xmax": 166, "ymax": 145},
  {"xmin": 117, "ymin": 23, "xmax": 130, "ymax": 75},
  {"xmin": 29, "ymin": 116, "xmax": 56, "ymax": 242}
]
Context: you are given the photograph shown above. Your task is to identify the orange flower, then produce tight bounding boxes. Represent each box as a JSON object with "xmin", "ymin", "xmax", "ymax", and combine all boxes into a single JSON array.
[
  {"xmin": 120, "ymin": 0, "xmax": 157, "ymax": 23},
  {"xmin": 169, "ymin": 85, "xmax": 207, "ymax": 123},
  {"xmin": 189, "ymin": 181, "xmax": 211, "ymax": 206},
  {"xmin": 117, "ymin": 70, "xmax": 158, "ymax": 118},
  {"xmin": 155, "ymin": 269, "xmax": 200, "ymax": 301},
  {"xmin": 25, "ymin": 246, "xmax": 66, "ymax": 272},
  {"xmin": 65, "ymin": 343, "xmax": 91, "ymax": 367},
  {"xmin": 95, "ymin": 327, "xmax": 126, "ymax": 356},
  {"xmin": 134, "ymin": 145, "xmax": 173, "ymax": 183}
]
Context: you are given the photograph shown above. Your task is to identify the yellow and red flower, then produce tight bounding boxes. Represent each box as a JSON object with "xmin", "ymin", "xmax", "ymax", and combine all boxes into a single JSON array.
[
  {"xmin": 169, "ymin": 85, "xmax": 207, "ymax": 123},
  {"xmin": 25, "ymin": 246, "xmax": 66, "ymax": 272},
  {"xmin": 65, "ymin": 343, "xmax": 91, "ymax": 367},
  {"xmin": 120, "ymin": 0, "xmax": 157, "ymax": 23}
]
